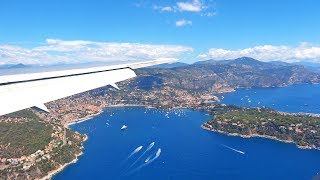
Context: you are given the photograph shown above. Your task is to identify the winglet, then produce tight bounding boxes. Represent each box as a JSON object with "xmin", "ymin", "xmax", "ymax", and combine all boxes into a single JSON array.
[
  {"xmin": 110, "ymin": 83, "xmax": 120, "ymax": 90},
  {"xmin": 34, "ymin": 104, "xmax": 49, "ymax": 113}
]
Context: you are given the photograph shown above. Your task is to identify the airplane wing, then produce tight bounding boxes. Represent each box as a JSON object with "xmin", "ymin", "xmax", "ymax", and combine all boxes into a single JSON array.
[{"xmin": 0, "ymin": 58, "xmax": 174, "ymax": 116}]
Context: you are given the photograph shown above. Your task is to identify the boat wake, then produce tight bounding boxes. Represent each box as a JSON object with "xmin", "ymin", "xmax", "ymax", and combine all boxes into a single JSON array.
[
  {"xmin": 127, "ymin": 142, "xmax": 155, "ymax": 170},
  {"xmin": 222, "ymin": 144, "xmax": 245, "ymax": 155},
  {"xmin": 144, "ymin": 155, "xmax": 152, "ymax": 163},
  {"xmin": 129, "ymin": 146, "xmax": 143, "ymax": 158},
  {"xmin": 120, "ymin": 145, "xmax": 143, "ymax": 166},
  {"xmin": 126, "ymin": 148, "xmax": 162, "ymax": 175}
]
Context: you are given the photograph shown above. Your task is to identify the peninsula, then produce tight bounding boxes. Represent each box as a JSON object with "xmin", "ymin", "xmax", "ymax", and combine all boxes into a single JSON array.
[{"xmin": 202, "ymin": 105, "xmax": 320, "ymax": 150}]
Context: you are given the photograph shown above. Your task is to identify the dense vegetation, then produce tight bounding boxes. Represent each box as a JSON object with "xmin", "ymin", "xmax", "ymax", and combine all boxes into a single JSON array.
[
  {"xmin": 0, "ymin": 110, "xmax": 53, "ymax": 158},
  {"xmin": 0, "ymin": 110, "xmax": 86, "ymax": 179},
  {"xmin": 4, "ymin": 109, "xmax": 41, "ymax": 120},
  {"xmin": 51, "ymin": 129, "xmax": 84, "ymax": 165},
  {"xmin": 204, "ymin": 105, "xmax": 320, "ymax": 149}
]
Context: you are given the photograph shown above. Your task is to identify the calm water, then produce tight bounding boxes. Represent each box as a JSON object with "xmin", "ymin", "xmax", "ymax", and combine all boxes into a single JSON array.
[
  {"xmin": 54, "ymin": 84, "xmax": 320, "ymax": 180},
  {"xmin": 219, "ymin": 84, "xmax": 320, "ymax": 114}
]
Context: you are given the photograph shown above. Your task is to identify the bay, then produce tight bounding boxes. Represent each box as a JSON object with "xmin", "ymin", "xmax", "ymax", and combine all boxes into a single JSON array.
[{"xmin": 54, "ymin": 84, "xmax": 320, "ymax": 180}]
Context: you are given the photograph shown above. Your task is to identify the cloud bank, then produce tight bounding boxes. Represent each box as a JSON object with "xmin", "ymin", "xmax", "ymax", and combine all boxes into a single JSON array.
[
  {"xmin": 0, "ymin": 39, "xmax": 193, "ymax": 65},
  {"xmin": 198, "ymin": 43, "xmax": 320, "ymax": 63}
]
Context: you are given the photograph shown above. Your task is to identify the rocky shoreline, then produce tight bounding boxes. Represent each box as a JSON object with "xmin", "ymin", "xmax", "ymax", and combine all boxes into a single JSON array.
[
  {"xmin": 65, "ymin": 104, "xmax": 151, "ymax": 127},
  {"xmin": 201, "ymin": 124, "xmax": 319, "ymax": 151},
  {"xmin": 39, "ymin": 135, "xmax": 88, "ymax": 180}
]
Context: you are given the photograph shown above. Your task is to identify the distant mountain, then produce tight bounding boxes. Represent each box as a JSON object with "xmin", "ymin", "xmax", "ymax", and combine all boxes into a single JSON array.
[
  {"xmin": 194, "ymin": 59, "xmax": 228, "ymax": 65},
  {"xmin": 0, "ymin": 63, "xmax": 28, "ymax": 69},
  {"xmin": 293, "ymin": 62, "xmax": 320, "ymax": 73},
  {"xmin": 196, "ymin": 57, "xmax": 320, "ymax": 73},
  {"xmin": 231, "ymin": 57, "xmax": 267, "ymax": 66},
  {"xmin": 269, "ymin": 61, "xmax": 291, "ymax": 66},
  {"xmin": 9, "ymin": 63, "xmax": 28, "ymax": 69},
  {"xmin": 130, "ymin": 57, "xmax": 320, "ymax": 93},
  {"xmin": 147, "ymin": 62, "xmax": 189, "ymax": 69},
  {"xmin": 194, "ymin": 57, "xmax": 289, "ymax": 69},
  {"xmin": 294, "ymin": 61, "xmax": 320, "ymax": 67}
]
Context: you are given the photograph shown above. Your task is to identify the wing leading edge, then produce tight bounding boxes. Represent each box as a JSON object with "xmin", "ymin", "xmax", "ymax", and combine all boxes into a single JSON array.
[{"xmin": 0, "ymin": 59, "xmax": 174, "ymax": 116}]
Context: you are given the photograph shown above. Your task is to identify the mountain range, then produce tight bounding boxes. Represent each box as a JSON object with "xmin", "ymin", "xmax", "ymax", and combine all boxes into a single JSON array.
[
  {"xmin": 131, "ymin": 57, "xmax": 320, "ymax": 93},
  {"xmin": 0, "ymin": 63, "xmax": 29, "ymax": 69}
]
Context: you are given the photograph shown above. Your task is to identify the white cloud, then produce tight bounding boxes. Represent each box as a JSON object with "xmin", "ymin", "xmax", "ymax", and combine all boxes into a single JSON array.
[
  {"xmin": 177, "ymin": 0, "xmax": 203, "ymax": 12},
  {"xmin": 153, "ymin": 0, "xmax": 216, "ymax": 16},
  {"xmin": 0, "ymin": 39, "xmax": 193, "ymax": 65},
  {"xmin": 176, "ymin": 19, "xmax": 192, "ymax": 27},
  {"xmin": 161, "ymin": 6, "xmax": 174, "ymax": 11},
  {"xmin": 198, "ymin": 43, "xmax": 320, "ymax": 63},
  {"xmin": 151, "ymin": 0, "xmax": 216, "ymax": 26},
  {"xmin": 153, "ymin": 5, "xmax": 174, "ymax": 12}
]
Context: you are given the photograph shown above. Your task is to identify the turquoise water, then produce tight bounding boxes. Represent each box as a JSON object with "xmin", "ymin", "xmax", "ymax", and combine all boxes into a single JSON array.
[{"xmin": 54, "ymin": 84, "xmax": 320, "ymax": 180}]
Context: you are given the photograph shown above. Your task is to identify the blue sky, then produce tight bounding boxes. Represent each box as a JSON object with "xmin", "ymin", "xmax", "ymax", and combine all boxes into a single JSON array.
[{"xmin": 0, "ymin": 0, "xmax": 320, "ymax": 64}]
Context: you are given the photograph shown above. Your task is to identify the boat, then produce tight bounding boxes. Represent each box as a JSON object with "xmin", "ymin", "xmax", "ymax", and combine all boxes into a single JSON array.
[
  {"xmin": 121, "ymin": 125, "xmax": 127, "ymax": 130},
  {"xmin": 145, "ymin": 156, "xmax": 151, "ymax": 163}
]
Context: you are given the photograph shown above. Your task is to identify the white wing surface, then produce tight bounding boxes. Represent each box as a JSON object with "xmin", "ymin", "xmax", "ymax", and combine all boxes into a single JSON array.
[{"xmin": 0, "ymin": 59, "xmax": 173, "ymax": 116}]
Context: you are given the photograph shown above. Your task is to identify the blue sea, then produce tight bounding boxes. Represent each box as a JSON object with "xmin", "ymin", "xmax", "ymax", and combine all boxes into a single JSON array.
[{"xmin": 54, "ymin": 84, "xmax": 320, "ymax": 180}]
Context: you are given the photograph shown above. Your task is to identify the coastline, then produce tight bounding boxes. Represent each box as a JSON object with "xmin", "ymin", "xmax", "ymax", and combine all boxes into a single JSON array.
[
  {"xmin": 65, "ymin": 111, "xmax": 104, "ymax": 127},
  {"xmin": 65, "ymin": 104, "xmax": 150, "ymax": 127},
  {"xmin": 201, "ymin": 125, "xmax": 319, "ymax": 150},
  {"xmin": 39, "ymin": 135, "xmax": 88, "ymax": 180}
]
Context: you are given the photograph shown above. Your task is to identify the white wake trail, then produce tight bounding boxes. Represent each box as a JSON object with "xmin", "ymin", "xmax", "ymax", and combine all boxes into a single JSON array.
[
  {"xmin": 126, "ymin": 148, "xmax": 161, "ymax": 175},
  {"xmin": 120, "ymin": 145, "xmax": 143, "ymax": 166},
  {"xmin": 144, "ymin": 155, "xmax": 152, "ymax": 163},
  {"xmin": 127, "ymin": 142, "xmax": 155, "ymax": 170},
  {"xmin": 222, "ymin": 144, "xmax": 245, "ymax": 155},
  {"xmin": 129, "ymin": 146, "xmax": 143, "ymax": 158}
]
